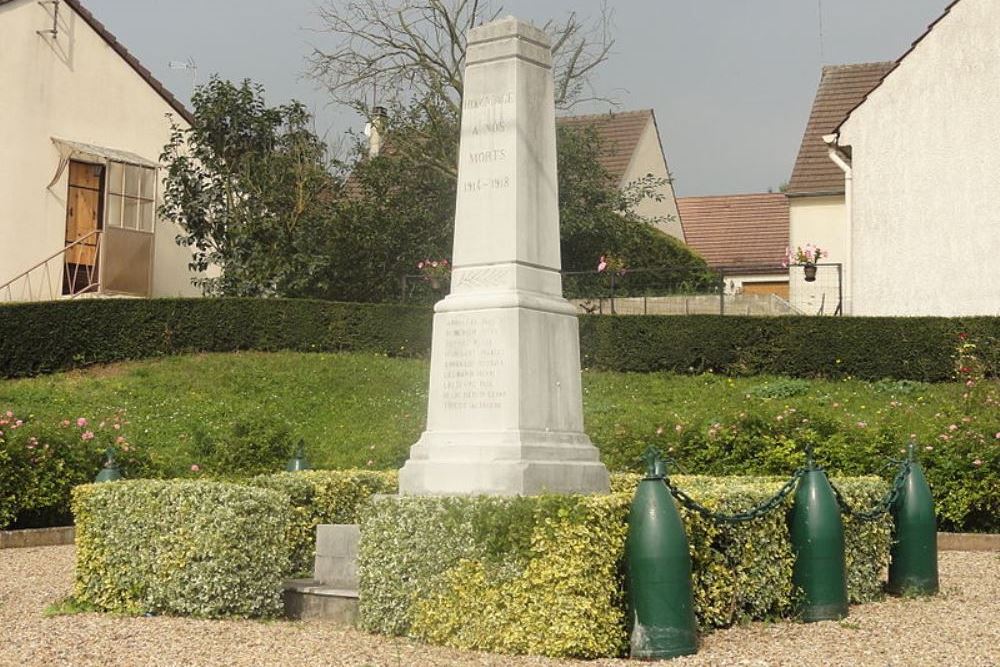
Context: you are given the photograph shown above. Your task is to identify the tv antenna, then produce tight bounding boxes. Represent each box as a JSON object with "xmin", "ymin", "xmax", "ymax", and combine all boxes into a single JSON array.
[{"xmin": 168, "ymin": 57, "xmax": 199, "ymax": 95}]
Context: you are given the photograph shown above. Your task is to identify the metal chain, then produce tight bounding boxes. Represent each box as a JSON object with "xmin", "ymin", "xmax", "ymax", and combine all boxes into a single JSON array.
[
  {"xmin": 828, "ymin": 459, "xmax": 911, "ymax": 522},
  {"xmin": 662, "ymin": 468, "xmax": 807, "ymax": 524}
]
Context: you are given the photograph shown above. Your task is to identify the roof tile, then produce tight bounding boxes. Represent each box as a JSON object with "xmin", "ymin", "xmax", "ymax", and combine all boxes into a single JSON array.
[
  {"xmin": 677, "ymin": 193, "xmax": 789, "ymax": 271},
  {"xmin": 787, "ymin": 63, "xmax": 894, "ymax": 194},
  {"xmin": 556, "ymin": 109, "xmax": 652, "ymax": 184}
]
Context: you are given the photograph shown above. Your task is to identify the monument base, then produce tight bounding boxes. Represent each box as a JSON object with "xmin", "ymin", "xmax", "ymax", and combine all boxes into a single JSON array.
[{"xmin": 399, "ymin": 430, "xmax": 609, "ymax": 495}]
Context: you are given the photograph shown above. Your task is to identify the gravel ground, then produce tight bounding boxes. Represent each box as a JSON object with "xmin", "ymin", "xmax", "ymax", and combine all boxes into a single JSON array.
[{"xmin": 1, "ymin": 546, "xmax": 998, "ymax": 667}]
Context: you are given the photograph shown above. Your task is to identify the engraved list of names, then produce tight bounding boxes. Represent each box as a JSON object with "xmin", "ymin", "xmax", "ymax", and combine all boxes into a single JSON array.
[{"xmin": 440, "ymin": 313, "xmax": 507, "ymax": 412}]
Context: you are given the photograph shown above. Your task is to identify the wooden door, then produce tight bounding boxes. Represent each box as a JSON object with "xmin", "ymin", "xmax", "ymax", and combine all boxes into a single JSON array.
[{"xmin": 64, "ymin": 161, "xmax": 104, "ymax": 292}]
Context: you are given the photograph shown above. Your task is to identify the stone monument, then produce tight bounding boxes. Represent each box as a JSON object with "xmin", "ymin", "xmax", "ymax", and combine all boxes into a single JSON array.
[{"xmin": 398, "ymin": 16, "xmax": 609, "ymax": 495}]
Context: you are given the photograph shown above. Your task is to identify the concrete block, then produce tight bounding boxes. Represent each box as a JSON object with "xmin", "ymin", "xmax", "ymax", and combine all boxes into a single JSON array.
[{"xmin": 283, "ymin": 580, "xmax": 359, "ymax": 623}]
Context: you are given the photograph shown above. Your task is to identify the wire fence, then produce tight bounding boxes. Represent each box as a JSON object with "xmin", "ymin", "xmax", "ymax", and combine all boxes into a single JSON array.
[{"xmin": 400, "ymin": 263, "xmax": 843, "ymax": 317}]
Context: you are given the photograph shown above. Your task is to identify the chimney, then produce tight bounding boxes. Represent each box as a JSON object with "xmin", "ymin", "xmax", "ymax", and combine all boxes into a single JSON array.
[{"xmin": 367, "ymin": 106, "xmax": 388, "ymax": 158}]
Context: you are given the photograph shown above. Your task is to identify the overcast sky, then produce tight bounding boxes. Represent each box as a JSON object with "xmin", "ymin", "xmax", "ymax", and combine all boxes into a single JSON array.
[{"xmin": 86, "ymin": 0, "xmax": 951, "ymax": 196}]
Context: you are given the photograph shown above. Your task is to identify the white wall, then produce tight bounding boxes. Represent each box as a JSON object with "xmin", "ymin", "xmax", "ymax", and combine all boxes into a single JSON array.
[
  {"xmin": 788, "ymin": 195, "xmax": 848, "ymax": 315},
  {"xmin": 0, "ymin": 1, "xmax": 199, "ymax": 298},
  {"xmin": 838, "ymin": 0, "xmax": 1000, "ymax": 316},
  {"xmin": 625, "ymin": 118, "xmax": 685, "ymax": 241}
]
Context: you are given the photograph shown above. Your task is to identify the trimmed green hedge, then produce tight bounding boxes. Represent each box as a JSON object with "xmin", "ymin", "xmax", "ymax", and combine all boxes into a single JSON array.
[
  {"xmin": 579, "ymin": 314, "xmax": 1000, "ymax": 381},
  {"xmin": 248, "ymin": 469, "xmax": 398, "ymax": 575},
  {"xmin": 358, "ymin": 474, "xmax": 891, "ymax": 659},
  {"xmin": 3, "ymin": 299, "xmax": 998, "ymax": 381},
  {"xmin": 0, "ymin": 298, "xmax": 432, "ymax": 378},
  {"xmin": 72, "ymin": 480, "xmax": 290, "ymax": 618}
]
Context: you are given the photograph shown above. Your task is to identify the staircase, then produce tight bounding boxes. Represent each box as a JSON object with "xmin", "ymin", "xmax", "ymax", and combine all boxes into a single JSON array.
[{"xmin": 0, "ymin": 231, "xmax": 102, "ymax": 303}]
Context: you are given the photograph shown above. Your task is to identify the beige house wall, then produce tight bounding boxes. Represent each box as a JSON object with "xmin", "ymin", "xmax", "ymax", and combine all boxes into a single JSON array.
[
  {"xmin": 624, "ymin": 119, "xmax": 684, "ymax": 241},
  {"xmin": 0, "ymin": 0, "xmax": 199, "ymax": 298},
  {"xmin": 838, "ymin": 0, "xmax": 1000, "ymax": 316},
  {"xmin": 788, "ymin": 194, "xmax": 848, "ymax": 315}
]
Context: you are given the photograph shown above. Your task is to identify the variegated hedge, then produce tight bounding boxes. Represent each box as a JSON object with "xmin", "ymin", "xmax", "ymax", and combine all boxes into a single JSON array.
[
  {"xmin": 73, "ymin": 480, "xmax": 290, "ymax": 618},
  {"xmin": 359, "ymin": 473, "xmax": 892, "ymax": 659}
]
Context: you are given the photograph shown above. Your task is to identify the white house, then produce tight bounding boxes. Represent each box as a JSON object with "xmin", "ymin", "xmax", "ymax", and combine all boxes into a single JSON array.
[
  {"xmin": 830, "ymin": 0, "xmax": 1000, "ymax": 316},
  {"xmin": 557, "ymin": 109, "xmax": 684, "ymax": 241},
  {"xmin": 785, "ymin": 62, "xmax": 893, "ymax": 315},
  {"xmin": 0, "ymin": 0, "xmax": 200, "ymax": 302}
]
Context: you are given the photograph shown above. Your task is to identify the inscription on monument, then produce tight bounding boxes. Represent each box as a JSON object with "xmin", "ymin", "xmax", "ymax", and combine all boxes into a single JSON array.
[
  {"xmin": 461, "ymin": 91, "xmax": 515, "ymax": 197},
  {"xmin": 441, "ymin": 314, "xmax": 507, "ymax": 411}
]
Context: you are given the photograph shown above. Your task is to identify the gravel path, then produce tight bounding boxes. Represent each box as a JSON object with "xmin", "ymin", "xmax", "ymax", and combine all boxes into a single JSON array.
[{"xmin": 1, "ymin": 546, "xmax": 998, "ymax": 666}]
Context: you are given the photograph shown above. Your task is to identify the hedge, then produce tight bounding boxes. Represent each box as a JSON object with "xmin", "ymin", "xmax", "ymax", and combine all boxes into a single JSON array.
[
  {"xmin": 579, "ymin": 314, "xmax": 1000, "ymax": 381},
  {"xmin": 3, "ymin": 299, "xmax": 999, "ymax": 381},
  {"xmin": 0, "ymin": 298, "xmax": 432, "ymax": 378},
  {"xmin": 72, "ymin": 480, "xmax": 290, "ymax": 618},
  {"xmin": 358, "ymin": 474, "xmax": 891, "ymax": 659},
  {"xmin": 247, "ymin": 469, "xmax": 398, "ymax": 575}
]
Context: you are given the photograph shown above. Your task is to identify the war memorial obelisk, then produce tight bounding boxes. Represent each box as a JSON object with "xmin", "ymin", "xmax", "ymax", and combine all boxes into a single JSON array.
[{"xmin": 398, "ymin": 17, "xmax": 609, "ymax": 495}]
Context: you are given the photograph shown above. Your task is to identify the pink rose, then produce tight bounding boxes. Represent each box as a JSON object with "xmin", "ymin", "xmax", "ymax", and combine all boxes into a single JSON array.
[
  {"xmin": 116, "ymin": 436, "xmax": 126, "ymax": 444},
  {"xmin": 191, "ymin": 464, "xmax": 200, "ymax": 473},
  {"xmin": 76, "ymin": 417, "xmax": 88, "ymax": 427},
  {"xmin": 81, "ymin": 431, "xmax": 95, "ymax": 441}
]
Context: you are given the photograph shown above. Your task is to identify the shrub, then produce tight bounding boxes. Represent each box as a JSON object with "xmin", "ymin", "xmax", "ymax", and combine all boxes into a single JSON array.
[
  {"xmin": 0, "ymin": 298, "xmax": 433, "ymax": 378},
  {"xmin": 4, "ymin": 298, "xmax": 999, "ymax": 383},
  {"xmin": 0, "ymin": 411, "xmax": 152, "ymax": 529},
  {"xmin": 193, "ymin": 417, "xmax": 295, "ymax": 478},
  {"xmin": 248, "ymin": 469, "xmax": 398, "ymax": 575},
  {"xmin": 578, "ymin": 314, "xmax": 1000, "ymax": 381},
  {"xmin": 72, "ymin": 480, "xmax": 290, "ymax": 618},
  {"xmin": 359, "ymin": 474, "xmax": 890, "ymax": 659}
]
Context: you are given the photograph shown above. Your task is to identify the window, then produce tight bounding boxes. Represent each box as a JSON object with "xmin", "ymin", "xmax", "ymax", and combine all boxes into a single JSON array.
[{"xmin": 106, "ymin": 162, "xmax": 156, "ymax": 232}]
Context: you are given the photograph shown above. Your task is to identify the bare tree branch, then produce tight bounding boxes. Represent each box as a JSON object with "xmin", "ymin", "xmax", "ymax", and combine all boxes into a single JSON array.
[{"xmin": 308, "ymin": 0, "xmax": 615, "ymax": 112}]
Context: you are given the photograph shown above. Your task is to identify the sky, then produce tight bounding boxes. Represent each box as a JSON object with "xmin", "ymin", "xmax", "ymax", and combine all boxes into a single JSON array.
[{"xmin": 85, "ymin": 0, "xmax": 952, "ymax": 196}]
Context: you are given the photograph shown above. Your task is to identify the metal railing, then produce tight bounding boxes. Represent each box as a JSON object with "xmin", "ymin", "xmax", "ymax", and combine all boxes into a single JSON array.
[
  {"xmin": 0, "ymin": 230, "xmax": 103, "ymax": 303},
  {"xmin": 399, "ymin": 265, "xmax": 827, "ymax": 317}
]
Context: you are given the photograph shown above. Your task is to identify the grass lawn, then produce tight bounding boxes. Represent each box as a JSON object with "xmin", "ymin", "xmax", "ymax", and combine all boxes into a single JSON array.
[{"xmin": 0, "ymin": 350, "xmax": 981, "ymax": 476}]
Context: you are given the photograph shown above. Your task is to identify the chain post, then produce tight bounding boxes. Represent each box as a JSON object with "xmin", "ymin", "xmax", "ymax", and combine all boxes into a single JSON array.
[{"xmin": 887, "ymin": 441, "xmax": 939, "ymax": 596}]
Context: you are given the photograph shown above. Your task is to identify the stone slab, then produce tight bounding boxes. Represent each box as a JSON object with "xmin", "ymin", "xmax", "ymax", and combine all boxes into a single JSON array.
[
  {"xmin": 0, "ymin": 526, "xmax": 75, "ymax": 549},
  {"xmin": 314, "ymin": 524, "xmax": 360, "ymax": 589},
  {"xmin": 315, "ymin": 524, "xmax": 359, "ymax": 558},
  {"xmin": 282, "ymin": 579, "xmax": 359, "ymax": 623},
  {"xmin": 937, "ymin": 532, "xmax": 1000, "ymax": 551}
]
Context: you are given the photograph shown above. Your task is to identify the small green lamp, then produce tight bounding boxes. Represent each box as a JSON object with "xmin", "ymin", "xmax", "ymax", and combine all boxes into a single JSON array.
[
  {"xmin": 94, "ymin": 447, "xmax": 123, "ymax": 483},
  {"xmin": 286, "ymin": 440, "xmax": 310, "ymax": 472}
]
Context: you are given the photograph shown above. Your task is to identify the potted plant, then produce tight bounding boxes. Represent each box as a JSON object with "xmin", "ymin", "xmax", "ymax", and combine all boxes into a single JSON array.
[
  {"xmin": 417, "ymin": 258, "xmax": 450, "ymax": 289},
  {"xmin": 784, "ymin": 245, "xmax": 827, "ymax": 282}
]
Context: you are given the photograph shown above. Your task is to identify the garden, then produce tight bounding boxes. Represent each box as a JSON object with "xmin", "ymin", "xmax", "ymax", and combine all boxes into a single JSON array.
[{"xmin": 1, "ymin": 299, "xmax": 999, "ymax": 662}]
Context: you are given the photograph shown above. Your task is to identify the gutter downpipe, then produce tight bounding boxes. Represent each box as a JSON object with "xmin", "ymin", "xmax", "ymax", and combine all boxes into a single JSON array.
[{"xmin": 824, "ymin": 133, "xmax": 852, "ymax": 316}]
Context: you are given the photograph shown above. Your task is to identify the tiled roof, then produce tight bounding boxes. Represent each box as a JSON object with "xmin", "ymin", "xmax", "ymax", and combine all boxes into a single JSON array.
[
  {"xmin": 556, "ymin": 109, "xmax": 653, "ymax": 184},
  {"xmin": 677, "ymin": 193, "xmax": 789, "ymax": 271},
  {"xmin": 0, "ymin": 0, "xmax": 194, "ymax": 124},
  {"xmin": 787, "ymin": 63, "xmax": 894, "ymax": 195}
]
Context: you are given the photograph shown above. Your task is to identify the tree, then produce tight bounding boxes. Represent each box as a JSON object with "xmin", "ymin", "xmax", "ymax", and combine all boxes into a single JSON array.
[
  {"xmin": 306, "ymin": 101, "xmax": 711, "ymax": 304},
  {"xmin": 160, "ymin": 78, "xmax": 337, "ymax": 296},
  {"xmin": 309, "ymin": 0, "xmax": 615, "ymax": 177},
  {"xmin": 305, "ymin": 98, "xmax": 457, "ymax": 302}
]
